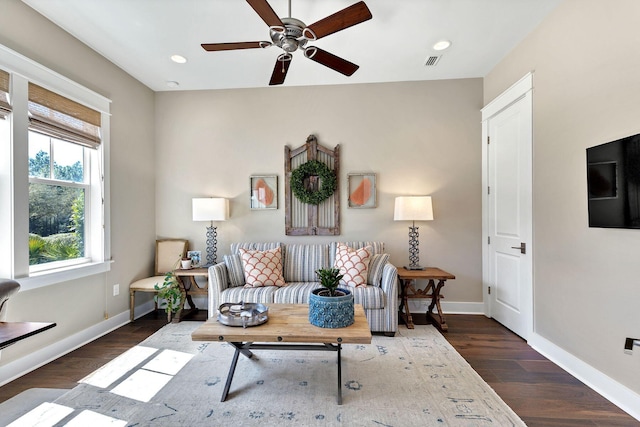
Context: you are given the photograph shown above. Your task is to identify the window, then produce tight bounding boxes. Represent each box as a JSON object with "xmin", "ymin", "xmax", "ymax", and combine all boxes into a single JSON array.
[
  {"xmin": 26, "ymin": 83, "xmax": 101, "ymax": 271},
  {"xmin": 0, "ymin": 43, "xmax": 111, "ymax": 288},
  {"xmin": 28, "ymin": 133, "xmax": 88, "ymax": 268}
]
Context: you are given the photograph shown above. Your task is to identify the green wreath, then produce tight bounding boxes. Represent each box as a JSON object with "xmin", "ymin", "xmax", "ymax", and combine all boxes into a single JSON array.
[{"xmin": 290, "ymin": 160, "xmax": 337, "ymax": 205}]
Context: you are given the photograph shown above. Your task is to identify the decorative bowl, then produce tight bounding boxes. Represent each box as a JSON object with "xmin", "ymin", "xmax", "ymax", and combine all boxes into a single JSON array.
[{"xmin": 218, "ymin": 302, "xmax": 268, "ymax": 328}]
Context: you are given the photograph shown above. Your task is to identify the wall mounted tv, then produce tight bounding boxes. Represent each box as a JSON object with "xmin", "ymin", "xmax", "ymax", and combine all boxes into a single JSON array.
[{"xmin": 587, "ymin": 133, "xmax": 640, "ymax": 229}]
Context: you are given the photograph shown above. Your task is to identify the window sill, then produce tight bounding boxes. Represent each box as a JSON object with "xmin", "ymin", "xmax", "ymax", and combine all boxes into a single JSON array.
[{"xmin": 16, "ymin": 260, "xmax": 113, "ymax": 291}]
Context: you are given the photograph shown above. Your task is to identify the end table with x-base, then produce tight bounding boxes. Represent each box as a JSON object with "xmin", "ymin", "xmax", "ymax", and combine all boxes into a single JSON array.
[
  {"xmin": 173, "ymin": 267, "xmax": 209, "ymax": 321},
  {"xmin": 397, "ymin": 267, "xmax": 455, "ymax": 332}
]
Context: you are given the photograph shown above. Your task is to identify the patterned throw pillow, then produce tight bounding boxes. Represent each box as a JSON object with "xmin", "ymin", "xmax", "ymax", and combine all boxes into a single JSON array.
[
  {"xmin": 240, "ymin": 247, "xmax": 286, "ymax": 288},
  {"xmin": 333, "ymin": 243, "xmax": 372, "ymax": 288},
  {"xmin": 367, "ymin": 253, "xmax": 390, "ymax": 287}
]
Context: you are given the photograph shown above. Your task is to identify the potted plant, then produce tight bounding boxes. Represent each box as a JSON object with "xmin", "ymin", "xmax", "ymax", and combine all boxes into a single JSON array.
[
  {"xmin": 154, "ymin": 262, "xmax": 183, "ymax": 322},
  {"xmin": 309, "ymin": 267, "xmax": 354, "ymax": 328}
]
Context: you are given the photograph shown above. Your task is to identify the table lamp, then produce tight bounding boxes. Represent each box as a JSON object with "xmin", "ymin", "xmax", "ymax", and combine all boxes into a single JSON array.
[
  {"xmin": 192, "ymin": 198, "xmax": 229, "ymax": 266},
  {"xmin": 394, "ymin": 196, "xmax": 433, "ymax": 270}
]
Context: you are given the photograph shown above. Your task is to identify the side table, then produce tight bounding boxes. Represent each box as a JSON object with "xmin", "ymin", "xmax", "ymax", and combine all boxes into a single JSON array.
[
  {"xmin": 173, "ymin": 267, "xmax": 209, "ymax": 321},
  {"xmin": 397, "ymin": 267, "xmax": 455, "ymax": 332}
]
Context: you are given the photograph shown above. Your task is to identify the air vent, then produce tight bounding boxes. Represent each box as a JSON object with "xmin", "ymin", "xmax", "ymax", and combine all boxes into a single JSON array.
[{"xmin": 424, "ymin": 55, "xmax": 441, "ymax": 66}]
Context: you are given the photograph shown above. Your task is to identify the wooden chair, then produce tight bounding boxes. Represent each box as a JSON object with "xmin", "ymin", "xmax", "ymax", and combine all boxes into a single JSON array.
[
  {"xmin": 0, "ymin": 279, "xmax": 20, "ymax": 321},
  {"xmin": 129, "ymin": 239, "xmax": 188, "ymax": 321}
]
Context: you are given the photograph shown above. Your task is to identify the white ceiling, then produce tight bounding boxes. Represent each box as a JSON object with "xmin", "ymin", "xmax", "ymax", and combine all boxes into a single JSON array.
[{"xmin": 21, "ymin": 0, "xmax": 561, "ymax": 92}]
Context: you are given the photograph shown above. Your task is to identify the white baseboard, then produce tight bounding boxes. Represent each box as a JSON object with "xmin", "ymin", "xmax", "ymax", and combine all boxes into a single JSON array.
[
  {"xmin": 0, "ymin": 310, "xmax": 131, "ymax": 387},
  {"xmin": 132, "ymin": 299, "xmax": 156, "ymax": 320},
  {"xmin": 408, "ymin": 299, "xmax": 484, "ymax": 315},
  {"xmin": 529, "ymin": 332, "xmax": 640, "ymax": 422}
]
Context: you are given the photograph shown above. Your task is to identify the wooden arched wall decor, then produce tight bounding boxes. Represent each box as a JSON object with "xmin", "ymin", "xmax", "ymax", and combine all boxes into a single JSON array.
[{"xmin": 285, "ymin": 135, "xmax": 340, "ymax": 236}]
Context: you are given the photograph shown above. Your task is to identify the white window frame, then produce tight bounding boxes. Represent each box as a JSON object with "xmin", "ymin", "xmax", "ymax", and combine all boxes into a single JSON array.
[
  {"xmin": 28, "ymin": 134, "xmax": 92, "ymax": 272},
  {"xmin": 0, "ymin": 43, "xmax": 111, "ymax": 291}
]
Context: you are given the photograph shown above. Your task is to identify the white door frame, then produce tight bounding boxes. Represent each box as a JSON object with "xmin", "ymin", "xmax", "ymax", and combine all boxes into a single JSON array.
[{"xmin": 481, "ymin": 72, "xmax": 534, "ymax": 339}]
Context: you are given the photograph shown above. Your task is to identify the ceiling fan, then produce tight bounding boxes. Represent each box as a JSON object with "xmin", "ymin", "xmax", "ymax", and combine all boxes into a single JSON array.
[{"xmin": 201, "ymin": 0, "xmax": 372, "ymax": 86}]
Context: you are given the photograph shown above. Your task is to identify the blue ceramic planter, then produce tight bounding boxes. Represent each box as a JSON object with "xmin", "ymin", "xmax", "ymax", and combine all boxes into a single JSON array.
[{"xmin": 308, "ymin": 288, "xmax": 354, "ymax": 328}]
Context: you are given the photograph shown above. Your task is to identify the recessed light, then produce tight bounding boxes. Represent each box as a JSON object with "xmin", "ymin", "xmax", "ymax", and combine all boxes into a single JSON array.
[
  {"xmin": 166, "ymin": 81, "xmax": 180, "ymax": 88},
  {"xmin": 171, "ymin": 54, "xmax": 187, "ymax": 64},
  {"xmin": 433, "ymin": 40, "xmax": 451, "ymax": 51}
]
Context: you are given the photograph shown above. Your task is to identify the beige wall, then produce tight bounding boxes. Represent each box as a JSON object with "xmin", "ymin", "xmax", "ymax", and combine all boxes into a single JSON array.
[
  {"xmin": 485, "ymin": 0, "xmax": 640, "ymax": 393},
  {"xmin": 155, "ymin": 79, "xmax": 484, "ymax": 304},
  {"xmin": 0, "ymin": 1, "xmax": 156, "ymax": 364}
]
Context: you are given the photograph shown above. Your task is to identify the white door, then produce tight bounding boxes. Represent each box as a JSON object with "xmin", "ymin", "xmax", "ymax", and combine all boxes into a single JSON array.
[{"xmin": 482, "ymin": 74, "xmax": 533, "ymax": 340}]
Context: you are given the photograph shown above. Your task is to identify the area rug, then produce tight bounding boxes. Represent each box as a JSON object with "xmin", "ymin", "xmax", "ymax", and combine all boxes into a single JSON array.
[{"xmin": 9, "ymin": 322, "xmax": 526, "ymax": 426}]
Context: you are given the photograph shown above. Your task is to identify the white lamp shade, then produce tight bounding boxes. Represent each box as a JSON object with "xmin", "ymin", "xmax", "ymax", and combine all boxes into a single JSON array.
[
  {"xmin": 394, "ymin": 196, "xmax": 434, "ymax": 221},
  {"xmin": 192, "ymin": 198, "xmax": 229, "ymax": 221}
]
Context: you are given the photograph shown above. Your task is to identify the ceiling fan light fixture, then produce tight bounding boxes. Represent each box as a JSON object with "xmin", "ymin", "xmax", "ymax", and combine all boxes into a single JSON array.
[
  {"xmin": 433, "ymin": 40, "xmax": 451, "ymax": 51},
  {"xmin": 170, "ymin": 54, "xmax": 187, "ymax": 63},
  {"xmin": 304, "ymin": 46, "xmax": 317, "ymax": 59},
  {"xmin": 302, "ymin": 28, "xmax": 317, "ymax": 41}
]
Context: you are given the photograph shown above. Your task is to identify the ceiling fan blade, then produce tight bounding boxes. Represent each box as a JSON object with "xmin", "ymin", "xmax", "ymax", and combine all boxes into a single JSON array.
[
  {"xmin": 304, "ymin": 47, "xmax": 359, "ymax": 76},
  {"xmin": 303, "ymin": 1, "xmax": 372, "ymax": 40},
  {"xmin": 201, "ymin": 41, "xmax": 269, "ymax": 51},
  {"xmin": 269, "ymin": 54, "xmax": 292, "ymax": 86},
  {"xmin": 246, "ymin": 0, "xmax": 284, "ymax": 28}
]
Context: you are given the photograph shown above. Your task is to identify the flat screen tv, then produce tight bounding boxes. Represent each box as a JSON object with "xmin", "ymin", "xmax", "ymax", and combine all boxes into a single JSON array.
[{"xmin": 587, "ymin": 133, "xmax": 640, "ymax": 228}]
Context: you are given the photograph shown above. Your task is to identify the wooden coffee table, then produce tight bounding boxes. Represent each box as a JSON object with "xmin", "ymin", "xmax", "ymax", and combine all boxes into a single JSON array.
[{"xmin": 191, "ymin": 303, "xmax": 371, "ymax": 405}]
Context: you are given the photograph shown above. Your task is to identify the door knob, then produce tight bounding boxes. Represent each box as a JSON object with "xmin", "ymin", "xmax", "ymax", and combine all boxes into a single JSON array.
[{"xmin": 511, "ymin": 242, "xmax": 526, "ymax": 254}]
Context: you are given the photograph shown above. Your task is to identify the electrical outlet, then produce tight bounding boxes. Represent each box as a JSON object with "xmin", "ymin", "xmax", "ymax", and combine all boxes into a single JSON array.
[
  {"xmin": 624, "ymin": 337, "xmax": 639, "ymax": 355},
  {"xmin": 113, "ymin": 284, "xmax": 120, "ymax": 296}
]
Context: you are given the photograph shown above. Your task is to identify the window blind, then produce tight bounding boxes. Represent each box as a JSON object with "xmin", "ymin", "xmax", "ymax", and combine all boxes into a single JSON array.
[
  {"xmin": 28, "ymin": 83, "xmax": 101, "ymax": 148},
  {"xmin": 0, "ymin": 69, "xmax": 10, "ymax": 119}
]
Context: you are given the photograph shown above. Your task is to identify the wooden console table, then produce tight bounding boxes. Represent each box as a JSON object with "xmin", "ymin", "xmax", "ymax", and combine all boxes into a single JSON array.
[
  {"xmin": 397, "ymin": 267, "xmax": 455, "ymax": 332},
  {"xmin": 174, "ymin": 267, "xmax": 208, "ymax": 321},
  {"xmin": 0, "ymin": 321, "xmax": 56, "ymax": 350}
]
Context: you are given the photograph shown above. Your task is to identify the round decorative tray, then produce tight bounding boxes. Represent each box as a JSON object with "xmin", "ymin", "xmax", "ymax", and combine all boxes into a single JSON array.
[{"xmin": 218, "ymin": 302, "xmax": 269, "ymax": 328}]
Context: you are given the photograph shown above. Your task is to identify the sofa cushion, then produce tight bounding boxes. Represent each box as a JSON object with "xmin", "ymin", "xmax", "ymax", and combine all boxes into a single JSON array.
[
  {"xmin": 273, "ymin": 282, "xmax": 383, "ymax": 309},
  {"xmin": 273, "ymin": 282, "xmax": 320, "ymax": 304},
  {"xmin": 283, "ymin": 244, "xmax": 329, "ymax": 282},
  {"xmin": 334, "ymin": 243, "xmax": 372, "ymax": 288},
  {"xmin": 367, "ymin": 253, "xmax": 390, "ymax": 287},
  {"xmin": 240, "ymin": 247, "xmax": 286, "ymax": 287},
  {"xmin": 220, "ymin": 285, "xmax": 278, "ymax": 305},
  {"xmin": 223, "ymin": 254, "xmax": 245, "ymax": 287}
]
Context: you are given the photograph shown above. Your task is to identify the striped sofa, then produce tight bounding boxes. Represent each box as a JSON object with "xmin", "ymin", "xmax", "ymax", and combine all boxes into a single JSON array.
[{"xmin": 207, "ymin": 242, "xmax": 398, "ymax": 336}]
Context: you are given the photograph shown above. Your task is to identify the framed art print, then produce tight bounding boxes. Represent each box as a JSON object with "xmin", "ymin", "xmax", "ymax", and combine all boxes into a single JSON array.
[
  {"xmin": 187, "ymin": 250, "xmax": 201, "ymax": 267},
  {"xmin": 250, "ymin": 175, "xmax": 278, "ymax": 209},
  {"xmin": 348, "ymin": 173, "xmax": 377, "ymax": 208}
]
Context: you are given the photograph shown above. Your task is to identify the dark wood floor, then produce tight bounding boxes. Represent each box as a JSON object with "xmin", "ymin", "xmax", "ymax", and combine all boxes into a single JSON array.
[
  {"xmin": 441, "ymin": 314, "xmax": 638, "ymax": 427},
  {"xmin": 0, "ymin": 311, "xmax": 637, "ymax": 426}
]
